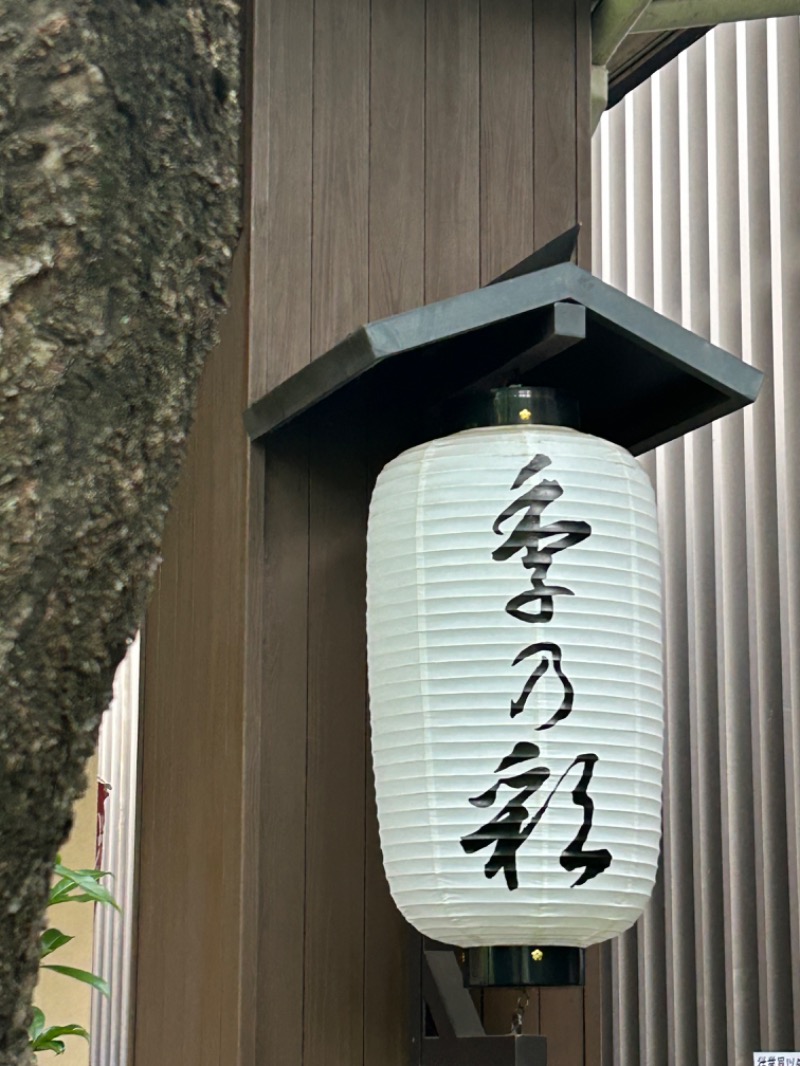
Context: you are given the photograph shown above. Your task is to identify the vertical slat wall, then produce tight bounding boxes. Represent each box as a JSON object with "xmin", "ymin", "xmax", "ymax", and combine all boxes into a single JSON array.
[
  {"xmin": 91, "ymin": 636, "xmax": 140, "ymax": 1066},
  {"xmin": 134, "ymin": 245, "xmax": 250, "ymax": 1066},
  {"xmin": 592, "ymin": 17, "xmax": 800, "ymax": 1066},
  {"xmin": 247, "ymin": 2, "xmax": 596, "ymax": 1065}
]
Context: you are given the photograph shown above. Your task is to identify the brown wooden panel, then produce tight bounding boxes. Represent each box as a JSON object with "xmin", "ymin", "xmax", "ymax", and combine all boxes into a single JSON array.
[
  {"xmin": 250, "ymin": 0, "xmax": 314, "ymax": 396},
  {"xmin": 583, "ymin": 945, "xmax": 602, "ymax": 1066},
  {"xmin": 311, "ymin": 0, "xmax": 370, "ymax": 356},
  {"xmin": 482, "ymin": 988, "xmax": 541, "ymax": 1037},
  {"xmin": 135, "ymin": 246, "xmax": 248, "ymax": 1065},
  {"xmin": 369, "ymin": 0, "xmax": 425, "ymax": 321},
  {"xmin": 239, "ymin": 444, "xmax": 265, "ymax": 1066},
  {"xmin": 540, "ymin": 987, "xmax": 585, "ymax": 1066},
  {"xmin": 575, "ymin": 0, "xmax": 592, "ymax": 270},
  {"xmin": 256, "ymin": 429, "xmax": 310, "ymax": 1066},
  {"xmin": 533, "ymin": 0, "xmax": 578, "ymax": 248},
  {"xmin": 304, "ymin": 400, "xmax": 369, "ymax": 1066},
  {"xmin": 425, "ymin": 0, "xmax": 480, "ymax": 302},
  {"xmin": 479, "ymin": 0, "xmax": 534, "ymax": 283},
  {"xmin": 365, "ymin": 4, "xmax": 427, "ymax": 1056}
]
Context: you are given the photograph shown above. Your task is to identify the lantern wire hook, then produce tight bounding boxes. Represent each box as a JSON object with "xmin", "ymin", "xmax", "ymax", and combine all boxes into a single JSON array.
[{"xmin": 510, "ymin": 991, "xmax": 530, "ymax": 1035}]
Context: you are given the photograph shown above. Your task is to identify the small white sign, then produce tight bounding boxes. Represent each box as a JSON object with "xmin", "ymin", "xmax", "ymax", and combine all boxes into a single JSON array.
[{"xmin": 754, "ymin": 1055, "xmax": 800, "ymax": 1065}]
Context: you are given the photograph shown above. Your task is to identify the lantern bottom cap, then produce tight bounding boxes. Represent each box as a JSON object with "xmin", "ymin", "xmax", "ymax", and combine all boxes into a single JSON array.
[{"xmin": 459, "ymin": 945, "xmax": 585, "ymax": 988}]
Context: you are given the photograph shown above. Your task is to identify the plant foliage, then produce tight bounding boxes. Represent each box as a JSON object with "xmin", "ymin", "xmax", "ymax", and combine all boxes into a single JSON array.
[{"xmin": 29, "ymin": 860, "xmax": 118, "ymax": 1058}]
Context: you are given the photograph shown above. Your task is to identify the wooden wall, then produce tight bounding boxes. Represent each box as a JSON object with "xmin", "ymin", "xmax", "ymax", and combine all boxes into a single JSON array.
[
  {"xmin": 134, "ymin": 245, "xmax": 250, "ymax": 1065},
  {"xmin": 136, "ymin": 3, "xmax": 598, "ymax": 1065},
  {"xmin": 247, "ymin": 2, "xmax": 596, "ymax": 1066}
]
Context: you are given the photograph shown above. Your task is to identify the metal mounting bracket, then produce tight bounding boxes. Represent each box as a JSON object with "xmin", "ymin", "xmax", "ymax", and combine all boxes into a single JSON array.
[{"xmin": 416, "ymin": 946, "xmax": 547, "ymax": 1066}]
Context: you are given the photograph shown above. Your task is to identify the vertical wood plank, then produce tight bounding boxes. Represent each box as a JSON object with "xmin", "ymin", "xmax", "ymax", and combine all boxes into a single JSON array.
[
  {"xmin": 305, "ymin": 400, "xmax": 368, "ymax": 1066},
  {"xmin": 256, "ymin": 430, "xmax": 310, "ymax": 1066},
  {"xmin": 365, "ymin": 4, "xmax": 426, "ymax": 1060},
  {"xmin": 540, "ymin": 987, "xmax": 584, "ymax": 1066},
  {"xmin": 533, "ymin": 0, "xmax": 578, "ymax": 247},
  {"xmin": 239, "ymin": 442, "xmax": 264, "ymax": 1066},
  {"xmin": 369, "ymin": 0, "xmax": 425, "ymax": 320},
  {"xmin": 312, "ymin": 0, "xmax": 370, "ymax": 355},
  {"xmin": 482, "ymin": 987, "xmax": 541, "ymax": 1037},
  {"xmin": 250, "ymin": 0, "xmax": 314, "ymax": 395},
  {"xmin": 479, "ymin": 0, "xmax": 534, "ymax": 282},
  {"xmin": 425, "ymin": 0, "xmax": 480, "ymax": 302},
  {"xmin": 575, "ymin": 0, "xmax": 592, "ymax": 269},
  {"xmin": 583, "ymin": 945, "xmax": 602, "ymax": 1066},
  {"xmin": 306, "ymin": 0, "xmax": 371, "ymax": 1049},
  {"xmin": 135, "ymin": 247, "xmax": 248, "ymax": 1066}
]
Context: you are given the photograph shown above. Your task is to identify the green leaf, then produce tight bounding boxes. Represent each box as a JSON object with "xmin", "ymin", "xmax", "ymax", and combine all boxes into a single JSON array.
[
  {"xmin": 29, "ymin": 1006, "xmax": 45, "ymax": 1040},
  {"xmin": 40, "ymin": 929, "xmax": 74, "ymax": 959},
  {"xmin": 41, "ymin": 964, "xmax": 110, "ymax": 997},
  {"xmin": 34, "ymin": 1024, "xmax": 89, "ymax": 1042},
  {"xmin": 30, "ymin": 1037, "xmax": 66, "ymax": 1054},
  {"xmin": 54, "ymin": 864, "xmax": 109, "ymax": 883},
  {"xmin": 48, "ymin": 866, "xmax": 119, "ymax": 910}
]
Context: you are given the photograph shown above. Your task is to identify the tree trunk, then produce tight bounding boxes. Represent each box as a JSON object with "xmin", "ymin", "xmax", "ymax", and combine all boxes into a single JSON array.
[{"xmin": 0, "ymin": 1, "xmax": 240, "ymax": 1060}]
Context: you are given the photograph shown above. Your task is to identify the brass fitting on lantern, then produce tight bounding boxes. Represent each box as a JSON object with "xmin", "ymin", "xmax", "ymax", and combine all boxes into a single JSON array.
[
  {"xmin": 488, "ymin": 386, "xmax": 581, "ymax": 429},
  {"xmin": 460, "ymin": 946, "xmax": 585, "ymax": 988}
]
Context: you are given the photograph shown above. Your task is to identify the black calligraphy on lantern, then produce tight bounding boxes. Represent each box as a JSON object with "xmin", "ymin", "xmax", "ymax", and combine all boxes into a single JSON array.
[
  {"xmin": 491, "ymin": 454, "xmax": 591, "ymax": 622},
  {"xmin": 460, "ymin": 742, "xmax": 612, "ymax": 890},
  {"xmin": 460, "ymin": 453, "xmax": 611, "ymax": 891}
]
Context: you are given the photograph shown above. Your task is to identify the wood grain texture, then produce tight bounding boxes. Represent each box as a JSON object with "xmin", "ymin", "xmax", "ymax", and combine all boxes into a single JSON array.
[
  {"xmin": 575, "ymin": 0, "xmax": 592, "ymax": 270},
  {"xmin": 533, "ymin": 0, "xmax": 578, "ymax": 248},
  {"xmin": 369, "ymin": 0, "xmax": 425, "ymax": 320},
  {"xmin": 583, "ymin": 945, "xmax": 602, "ymax": 1066},
  {"xmin": 482, "ymin": 988, "xmax": 540, "ymax": 1037},
  {"xmin": 365, "ymin": 7, "xmax": 426, "ymax": 1046},
  {"xmin": 425, "ymin": 0, "xmax": 480, "ymax": 302},
  {"xmin": 304, "ymin": 399, "xmax": 368, "ymax": 1066},
  {"xmin": 540, "ymin": 987, "xmax": 584, "ymax": 1066},
  {"xmin": 479, "ymin": 0, "xmax": 534, "ymax": 283},
  {"xmin": 136, "ymin": 3, "xmax": 595, "ymax": 1064},
  {"xmin": 250, "ymin": 0, "xmax": 314, "ymax": 396},
  {"xmin": 256, "ymin": 429, "xmax": 310, "ymax": 1066},
  {"xmin": 135, "ymin": 245, "xmax": 248, "ymax": 1065},
  {"xmin": 312, "ymin": 0, "xmax": 370, "ymax": 355},
  {"xmin": 238, "ymin": 437, "xmax": 264, "ymax": 1066}
]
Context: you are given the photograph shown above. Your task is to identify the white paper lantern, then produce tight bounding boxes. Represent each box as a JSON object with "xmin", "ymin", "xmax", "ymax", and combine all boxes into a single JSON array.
[{"xmin": 366, "ymin": 423, "xmax": 663, "ymax": 948}]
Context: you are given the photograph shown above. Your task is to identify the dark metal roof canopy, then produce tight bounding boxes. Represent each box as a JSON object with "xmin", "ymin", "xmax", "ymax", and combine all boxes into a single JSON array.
[{"xmin": 245, "ymin": 252, "xmax": 763, "ymax": 456}]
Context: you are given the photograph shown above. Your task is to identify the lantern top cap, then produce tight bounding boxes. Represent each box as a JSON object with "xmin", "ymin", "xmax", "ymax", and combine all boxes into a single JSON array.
[
  {"xmin": 245, "ymin": 250, "xmax": 763, "ymax": 456},
  {"xmin": 483, "ymin": 386, "xmax": 581, "ymax": 430}
]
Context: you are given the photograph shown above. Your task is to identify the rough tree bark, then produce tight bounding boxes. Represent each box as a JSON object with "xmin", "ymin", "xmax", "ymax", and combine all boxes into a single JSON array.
[{"xmin": 0, "ymin": 1, "xmax": 240, "ymax": 1060}]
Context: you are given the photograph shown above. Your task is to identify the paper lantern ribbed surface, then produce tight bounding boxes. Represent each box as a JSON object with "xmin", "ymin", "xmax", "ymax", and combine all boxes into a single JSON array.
[{"xmin": 366, "ymin": 425, "xmax": 663, "ymax": 948}]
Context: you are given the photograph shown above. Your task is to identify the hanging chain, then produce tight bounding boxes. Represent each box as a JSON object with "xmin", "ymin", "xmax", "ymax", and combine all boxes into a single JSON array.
[{"xmin": 510, "ymin": 991, "xmax": 530, "ymax": 1035}]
